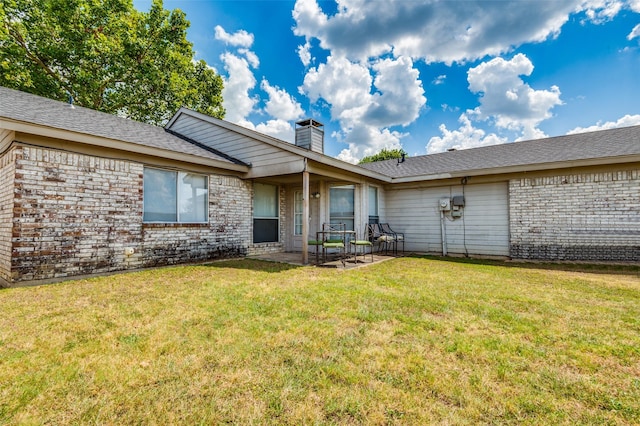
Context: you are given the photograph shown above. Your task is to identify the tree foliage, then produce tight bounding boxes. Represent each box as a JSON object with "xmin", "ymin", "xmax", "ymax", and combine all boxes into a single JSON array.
[
  {"xmin": 0, "ymin": 0, "xmax": 224, "ymax": 125},
  {"xmin": 359, "ymin": 148, "xmax": 408, "ymax": 164}
]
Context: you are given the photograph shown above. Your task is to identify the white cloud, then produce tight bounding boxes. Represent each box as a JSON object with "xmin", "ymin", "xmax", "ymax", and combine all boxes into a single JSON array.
[
  {"xmin": 631, "ymin": 0, "xmax": 640, "ymax": 12},
  {"xmin": 628, "ymin": 23, "xmax": 640, "ymax": 40},
  {"xmin": 238, "ymin": 48, "xmax": 260, "ymax": 68},
  {"xmin": 366, "ymin": 56, "xmax": 426, "ymax": 127},
  {"xmin": 337, "ymin": 126, "xmax": 406, "ymax": 164},
  {"xmin": 216, "ymin": 26, "xmax": 305, "ymax": 142},
  {"xmin": 426, "ymin": 114, "xmax": 507, "ymax": 154},
  {"xmin": 582, "ymin": 0, "xmax": 623, "ymax": 24},
  {"xmin": 300, "ymin": 54, "xmax": 425, "ymax": 161},
  {"xmin": 302, "ymin": 55, "xmax": 373, "ymax": 125},
  {"xmin": 260, "ymin": 80, "xmax": 304, "ymax": 122},
  {"xmin": 297, "ymin": 40, "xmax": 313, "ymax": 66},
  {"xmin": 467, "ymin": 54, "xmax": 562, "ymax": 140},
  {"xmin": 214, "ymin": 25, "xmax": 254, "ymax": 47},
  {"xmin": 566, "ymin": 114, "xmax": 640, "ymax": 134},
  {"xmin": 256, "ymin": 119, "xmax": 296, "ymax": 142},
  {"xmin": 293, "ymin": 0, "xmax": 626, "ymax": 64},
  {"xmin": 220, "ymin": 52, "xmax": 258, "ymax": 124},
  {"xmin": 433, "ymin": 75, "xmax": 447, "ymax": 85}
]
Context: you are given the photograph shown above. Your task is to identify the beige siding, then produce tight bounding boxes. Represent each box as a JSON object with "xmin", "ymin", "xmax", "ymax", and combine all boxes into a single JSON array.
[
  {"xmin": 0, "ymin": 129, "xmax": 14, "ymax": 149},
  {"xmin": 383, "ymin": 182, "xmax": 509, "ymax": 256},
  {"xmin": 169, "ymin": 114, "xmax": 301, "ymax": 168}
]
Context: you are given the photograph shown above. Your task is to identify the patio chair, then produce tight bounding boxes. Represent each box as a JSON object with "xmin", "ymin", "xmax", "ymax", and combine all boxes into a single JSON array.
[
  {"xmin": 367, "ymin": 223, "xmax": 394, "ymax": 254},
  {"xmin": 307, "ymin": 237, "xmax": 323, "ymax": 265},
  {"xmin": 321, "ymin": 222, "xmax": 346, "ymax": 266},
  {"xmin": 380, "ymin": 223, "xmax": 404, "ymax": 255},
  {"xmin": 350, "ymin": 227, "xmax": 374, "ymax": 263}
]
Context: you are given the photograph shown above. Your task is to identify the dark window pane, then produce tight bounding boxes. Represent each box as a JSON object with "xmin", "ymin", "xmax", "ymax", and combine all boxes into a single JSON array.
[{"xmin": 253, "ymin": 219, "xmax": 279, "ymax": 243}]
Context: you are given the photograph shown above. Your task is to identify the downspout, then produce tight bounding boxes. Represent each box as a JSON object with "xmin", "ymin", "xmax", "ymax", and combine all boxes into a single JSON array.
[{"xmin": 440, "ymin": 210, "xmax": 448, "ymax": 256}]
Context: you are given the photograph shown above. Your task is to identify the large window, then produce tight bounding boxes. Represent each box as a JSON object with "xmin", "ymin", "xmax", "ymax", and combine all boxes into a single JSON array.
[
  {"xmin": 253, "ymin": 183, "xmax": 279, "ymax": 243},
  {"xmin": 330, "ymin": 185, "xmax": 355, "ymax": 231},
  {"xmin": 143, "ymin": 167, "xmax": 208, "ymax": 223},
  {"xmin": 368, "ymin": 186, "xmax": 379, "ymax": 224}
]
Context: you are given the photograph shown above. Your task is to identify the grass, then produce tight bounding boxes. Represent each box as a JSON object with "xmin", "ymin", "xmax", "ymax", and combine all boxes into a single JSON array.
[{"xmin": 0, "ymin": 257, "xmax": 639, "ymax": 425}]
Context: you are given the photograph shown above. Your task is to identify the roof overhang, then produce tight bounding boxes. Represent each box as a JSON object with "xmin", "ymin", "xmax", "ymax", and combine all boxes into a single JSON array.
[
  {"xmin": 167, "ymin": 109, "xmax": 392, "ymax": 183},
  {"xmin": 0, "ymin": 117, "xmax": 249, "ymax": 173},
  {"xmin": 389, "ymin": 154, "xmax": 640, "ymax": 184}
]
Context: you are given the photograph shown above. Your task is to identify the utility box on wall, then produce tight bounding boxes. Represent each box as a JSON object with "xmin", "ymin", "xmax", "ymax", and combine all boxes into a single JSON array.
[
  {"xmin": 439, "ymin": 198, "xmax": 451, "ymax": 211},
  {"xmin": 452, "ymin": 196, "xmax": 465, "ymax": 207}
]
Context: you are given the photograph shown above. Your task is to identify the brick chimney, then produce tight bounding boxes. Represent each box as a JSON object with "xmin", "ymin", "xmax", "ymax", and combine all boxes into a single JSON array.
[{"xmin": 295, "ymin": 119, "xmax": 324, "ymax": 154}]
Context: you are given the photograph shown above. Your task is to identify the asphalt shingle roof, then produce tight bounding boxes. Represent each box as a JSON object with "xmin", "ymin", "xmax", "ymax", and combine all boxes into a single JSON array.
[
  {"xmin": 0, "ymin": 86, "xmax": 242, "ymax": 166},
  {"xmin": 357, "ymin": 125, "xmax": 640, "ymax": 178}
]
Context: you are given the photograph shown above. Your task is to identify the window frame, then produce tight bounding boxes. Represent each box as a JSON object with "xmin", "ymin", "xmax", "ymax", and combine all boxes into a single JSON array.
[
  {"xmin": 329, "ymin": 184, "xmax": 355, "ymax": 232},
  {"xmin": 294, "ymin": 190, "xmax": 303, "ymax": 236},
  {"xmin": 143, "ymin": 166, "xmax": 209, "ymax": 224},
  {"xmin": 368, "ymin": 186, "xmax": 379, "ymax": 224},
  {"xmin": 253, "ymin": 182, "xmax": 280, "ymax": 243}
]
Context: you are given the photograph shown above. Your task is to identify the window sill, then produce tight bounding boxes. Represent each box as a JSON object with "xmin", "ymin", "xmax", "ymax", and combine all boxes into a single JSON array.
[{"xmin": 143, "ymin": 223, "xmax": 209, "ymax": 228}]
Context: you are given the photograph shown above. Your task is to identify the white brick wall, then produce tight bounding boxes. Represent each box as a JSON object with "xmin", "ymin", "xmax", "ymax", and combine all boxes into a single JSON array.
[
  {"xmin": 8, "ymin": 146, "xmax": 257, "ymax": 284},
  {"xmin": 0, "ymin": 147, "xmax": 16, "ymax": 284},
  {"xmin": 509, "ymin": 169, "xmax": 640, "ymax": 261}
]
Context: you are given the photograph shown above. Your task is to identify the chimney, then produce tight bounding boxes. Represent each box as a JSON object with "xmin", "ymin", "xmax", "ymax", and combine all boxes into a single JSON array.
[{"xmin": 295, "ymin": 119, "xmax": 324, "ymax": 154}]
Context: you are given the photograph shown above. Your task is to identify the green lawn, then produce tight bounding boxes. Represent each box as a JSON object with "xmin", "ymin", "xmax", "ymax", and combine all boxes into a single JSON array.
[{"xmin": 1, "ymin": 257, "xmax": 639, "ymax": 425}]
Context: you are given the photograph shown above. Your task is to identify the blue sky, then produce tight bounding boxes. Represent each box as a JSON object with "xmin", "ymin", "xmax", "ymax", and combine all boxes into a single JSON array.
[{"xmin": 134, "ymin": 0, "xmax": 640, "ymax": 162}]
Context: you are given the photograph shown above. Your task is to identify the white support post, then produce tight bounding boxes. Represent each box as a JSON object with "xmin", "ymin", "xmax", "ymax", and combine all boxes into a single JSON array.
[{"xmin": 302, "ymin": 170, "xmax": 310, "ymax": 264}]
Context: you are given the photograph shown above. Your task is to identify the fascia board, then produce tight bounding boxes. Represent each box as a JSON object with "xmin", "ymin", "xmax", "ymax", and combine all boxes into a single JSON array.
[
  {"xmin": 389, "ymin": 155, "xmax": 640, "ymax": 184},
  {"xmin": 1, "ymin": 118, "xmax": 249, "ymax": 172},
  {"xmin": 167, "ymin": 109, "xmax": 392, "ymax": 183}
]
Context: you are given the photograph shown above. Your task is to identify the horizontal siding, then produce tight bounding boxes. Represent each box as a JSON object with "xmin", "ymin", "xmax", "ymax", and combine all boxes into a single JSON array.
[
  {"xmin": 170, "ymin": 114, "xmax": 301, "ymax": 167},
  {"xmin": 384, "ymin": 182, "xmax": 509, "ymax": 256}
]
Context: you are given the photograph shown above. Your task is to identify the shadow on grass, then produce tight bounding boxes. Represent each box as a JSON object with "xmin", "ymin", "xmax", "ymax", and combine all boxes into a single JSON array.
[
  {"xmin": 411, "ymin": 254, "xmax": 640, "ymax": 277},
  {"xmin": 203, "ymin": 258, "xmax": 303, "ymax": 273},
  {"xmin": 201, "ymin": 255, "xmax": 638, "ymax": 277}
]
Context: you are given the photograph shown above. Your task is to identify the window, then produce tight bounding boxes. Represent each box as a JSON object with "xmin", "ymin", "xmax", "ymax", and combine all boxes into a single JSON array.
[
  {"xmin": 330, "ymin": 185, "xmax": 355, "ymax": 231},
  {"xmin": 294, "ymin": 191, "xmax": 303, "ymax": 236},
  {"xmin": 368, "ymin": 186, "xmax": 379, "ymax": 224},
  {"xmin": 253, "ymin": 183, "xmax": 279, "ymax": 243},
  {"xmin": 143, "ymin": 167, "xmax": 208, "ymax": 223}
]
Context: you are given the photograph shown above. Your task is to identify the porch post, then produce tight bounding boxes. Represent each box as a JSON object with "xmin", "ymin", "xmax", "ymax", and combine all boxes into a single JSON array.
[{"xmin": 302, "ymin": 170, "xmax": 310, "ymax": 264}]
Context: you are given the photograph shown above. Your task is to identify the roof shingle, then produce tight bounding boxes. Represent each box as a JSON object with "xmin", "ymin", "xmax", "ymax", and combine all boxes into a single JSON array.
[
  {"xmin": 0, "ymin": 86, "xmax": 240, "ymax": 165},
  {"xmin": 358, "ymin": 125, "xmax": 640, "ymax": 178}
]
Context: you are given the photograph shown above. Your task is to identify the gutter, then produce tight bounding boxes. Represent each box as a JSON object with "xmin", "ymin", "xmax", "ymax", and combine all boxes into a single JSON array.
[
  {"xmin": 0, "ymin": 118, "xmax": 250, "ymax": 173},
  {"xmin": 388, "ymin": 155, "xmax": 640, "ymax": 184}
]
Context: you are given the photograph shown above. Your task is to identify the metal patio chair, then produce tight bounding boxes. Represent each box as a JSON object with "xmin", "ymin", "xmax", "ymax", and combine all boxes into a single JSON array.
[
  {"xmin": 350, "ymin": 227, "xmax": 374, "ymax": 263},
  {"xmin": 321, "ymin": 222, "xmax": 347, "ymax": 266},
  {"xmin": 367, "ymin": 223, "xmax": 394, "ymax": 255},
  {"xmin": 380, "ymin": 223, "xmax": 404, "ymax": 255}
]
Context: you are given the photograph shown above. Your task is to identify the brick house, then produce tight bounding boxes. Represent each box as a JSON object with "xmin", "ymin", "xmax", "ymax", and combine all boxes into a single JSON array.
[{"xmin": 1, "ymin": 87, "xmax": 638, "ymax": 286}]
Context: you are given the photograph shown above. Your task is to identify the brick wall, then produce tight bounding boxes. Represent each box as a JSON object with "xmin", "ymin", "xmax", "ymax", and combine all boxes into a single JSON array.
[
  {"xmin": 509, "ymin": 169, "xmax": 640, "ymax": 261},
  {"xmin": 9, "ymin": 146, "xmax": 256, "ymax": 284},
  {"xmin": 142, "ymin": 175, "xmax": 252, "ymax": 267},
  {"xmin": 0, "ymin": 147, "xmax": 16, "ymax": 284},
  {"xmin": 12, "ymin": 146, "xmax": 144, "ymax": 281}
]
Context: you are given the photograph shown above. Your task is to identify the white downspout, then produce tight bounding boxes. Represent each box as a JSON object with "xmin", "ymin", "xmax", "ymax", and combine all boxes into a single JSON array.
[{"xmin": 440, "ymin": 210, "xmax": 448, "ymax": 256}]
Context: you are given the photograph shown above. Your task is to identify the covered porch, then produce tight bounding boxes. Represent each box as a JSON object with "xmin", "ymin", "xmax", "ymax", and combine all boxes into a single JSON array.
[{"xmin": 250, "ymin": 158, "xmax": 389, "ymax": 265}]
